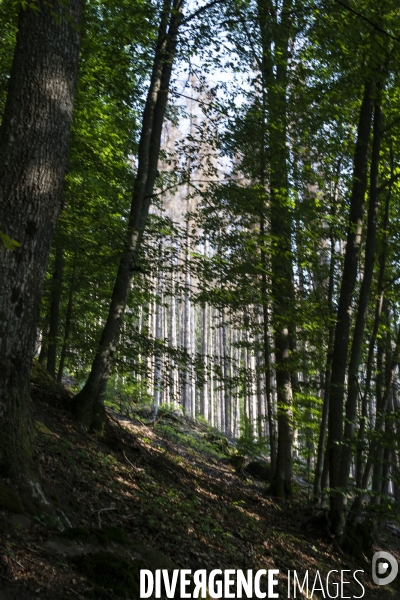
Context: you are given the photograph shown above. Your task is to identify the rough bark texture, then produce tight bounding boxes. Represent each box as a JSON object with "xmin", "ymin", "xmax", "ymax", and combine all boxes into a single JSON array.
[
  {"xmin": 0, "ymin": 0, "xmax": 81, "ymax": 479},
  {"xmin": 326, "ymin": 79, "xmax": 374, "ymax": 538},
  {"xmin": 71, "ymin": 0, "xmax": 184, "ymax": 432}
]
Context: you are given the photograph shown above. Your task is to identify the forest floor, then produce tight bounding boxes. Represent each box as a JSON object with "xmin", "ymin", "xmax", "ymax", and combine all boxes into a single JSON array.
[{"xmin": 0, "ymin": 366, "xmax": 399, "ymax": 599}]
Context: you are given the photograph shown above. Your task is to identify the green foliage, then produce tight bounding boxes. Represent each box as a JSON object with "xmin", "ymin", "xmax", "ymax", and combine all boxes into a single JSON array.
[
  {"xmin": 104, "ymin": 375, "xmax": 152, "ymax": 413},
  {"xmin": 38, "ymin": 0, "xmax": 156, "ymax": 380},
  {"xmin": 0, "ymin": 230, "xmax": 20, "ymax": 250},
  {"xmin": 236, "ymin": 413, "xmax": 269, "ymax": 460}
]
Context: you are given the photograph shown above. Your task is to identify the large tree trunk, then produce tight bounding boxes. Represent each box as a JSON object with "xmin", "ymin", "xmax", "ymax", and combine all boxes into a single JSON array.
[
  {"xmin": 71, "ymin": 0, "xmax": 184, "ymax": 431},
  {"xmin": 326, "ymin": 79, "xmax": 375, "ymax": 539},
  {"xmin": 0, "ymin": 0, "xmax": 81, "ymax": 481}
]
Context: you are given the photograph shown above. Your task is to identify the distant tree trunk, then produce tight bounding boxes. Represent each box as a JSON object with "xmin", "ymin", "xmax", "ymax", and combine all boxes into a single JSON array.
[
  {"xmin": 327, "ymin": 79, "xmax": 375, "ymax": 539},
  {"xmin": 201, "ymin": 302, "xmax": 208, "ymax": 418},
  {"xmin": 183, "ymin": 224, "xmax": 191, "ymax": 414},
  {"xmin": 169, "ymin": 265, "xmax": 177, "ymax": 405},
  {"xmin": 222, "ymin": 309, "xmax": 230, "ymax": 436},
  {"xmin": 72, "ymin": 0, "xmax": 184, "ymax": 432},
  {"xmin": 313, "ymin": 201, "xmax": 336, "ymax": 502},
  {"xmin": 57, "ymin": 252, "xmax": 78, "ymax": 384},
  {"xmin": 209, "ymin": 306, "xmax": 215, "ymax": 427},
  {"xmin": 0, "ymin": 0, "xmax": 81, "ymax": 480},
  {"xmin": 371, "ymin": 307, "xmax": 391, "ymax": 506},
  {"xmin": 260, "ymin": 223, "xmax": 277, "ymax": 471},
  {"xmin": 47, "ymin": 244, "xmax": 64, "ymax": 378},
  {"xmin": 190, "ymin": 295, "xmax": 196, "ymax": 416},
  {"xmin": 355, "ymin": 165, "xmax": 391, "ymax": 493},
  {"xmin": 154, "ymin": 243, "xmax": 163, "ymax": 415}
]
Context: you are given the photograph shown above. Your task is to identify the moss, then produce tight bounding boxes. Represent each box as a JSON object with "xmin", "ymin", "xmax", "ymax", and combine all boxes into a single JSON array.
[
  {"xmin": 73, "ymin": 552, "xmax": 146, "ymax": 598},
  {"xmin": 0, "ymin": 483, "xmax": 24, "ymax": 513},
  {"xmin": 35, "ymin": 421, "xmax": 58, "ymax": 440},
  {"xmin": 204, "ymin": 433, "xmax": 230, "ymax": 455},
  {"xmin": 31, "ymin": 360, "xmax": 56, "ymax": 387}
]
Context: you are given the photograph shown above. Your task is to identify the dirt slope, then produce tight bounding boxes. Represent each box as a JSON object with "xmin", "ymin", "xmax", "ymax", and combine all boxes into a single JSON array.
[{"xmin": 0, "ymin": 372, "xmax": 399, "ymax": 599}]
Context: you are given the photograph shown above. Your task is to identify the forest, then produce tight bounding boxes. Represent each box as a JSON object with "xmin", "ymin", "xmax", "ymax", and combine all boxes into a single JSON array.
[{"xmin": 1, "ymin": 0, "xmax": 400, "ymax": 596}]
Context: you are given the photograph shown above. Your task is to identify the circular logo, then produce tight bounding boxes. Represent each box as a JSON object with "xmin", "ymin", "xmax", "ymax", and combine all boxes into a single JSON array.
[{"xmin": 372, "ymin": 551, "xmax": 398, "ymax": 586}]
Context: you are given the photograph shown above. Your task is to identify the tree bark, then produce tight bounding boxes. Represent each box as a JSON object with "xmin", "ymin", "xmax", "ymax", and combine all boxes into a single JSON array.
[
  {"xmin": 0, "ymin": 0, "xmax": 81, "ymax": 480},
  {"xmin": 355, "ymin": 157, "xmax": 392, "ymax": 494},
  {"xmin": 334, "ymin": 96, "xmax": 382, "ymax": 530},
  {"xmin": 327, "ymin": 79, "xmax": 375, "ymax": 538},
  {"xmin": 313, "ymin": 202, "xmax": 336, "ymax": 502},
  {"xmin": 71, "ymin": 0, "xmax": 184, "ymax": 431},
  {"xmin": 57, "ymin": 252, "xmax": 77, "ymax": 384},
  {"xmin": 257, "ymin": 0, "xmax": 295, "ymax": 498}
]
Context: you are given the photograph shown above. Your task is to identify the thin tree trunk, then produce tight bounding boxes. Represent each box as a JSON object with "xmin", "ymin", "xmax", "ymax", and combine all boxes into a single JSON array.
[
  {"xmin": 335, "ymin": 96, "xmax": 382, "ymax": 527},
  {"xmin": 258, "ymin": 0, "xmax": 295, "ymax": 498},
  {"xmin": 72, "ymin": 0, "xmax": 184, "ymax": 431},
  {"xmin": 209, "ymin": 306, "xmax": 214, "ymax": 427},
  {"xmin": 47, "ymin": 244, "xmax": 64, "ymax": 378},
  {"xmin": 154, "ymin": 243, "xmax": 163, "ymax": 415},
  {"xmin": 57, "ymin": 251, "xmax": 78, "ymax": 384},
  {"xmin": 201, "ymin": 302, "xmax": 208, "ymax": 418},
  {"xmin": 355, "ymin": 166, "xmax": 392, "ymax": 490},
  {"xmin": 169, "ymin": 262, "xmax": 177, "ymax": 406},
  {"xmin": 327, "ymin": 79, "xmax": 375, "ymax": 538},
  {"xmin": 222, "ymin": 308, "xmax": 230, "ymax": 436}
]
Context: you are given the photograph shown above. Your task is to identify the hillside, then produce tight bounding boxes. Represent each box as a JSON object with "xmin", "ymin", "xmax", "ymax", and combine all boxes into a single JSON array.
[{"xmin": 0, "ymin": 370, "xmax": 399, "ymax": 599}]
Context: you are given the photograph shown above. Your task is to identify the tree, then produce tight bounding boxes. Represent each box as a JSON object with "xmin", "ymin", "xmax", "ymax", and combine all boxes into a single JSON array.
[
  {"xmin": 72, "ymin": 0, "xmax": 185, "ymax": 432},
  {"xmin": 0, "ymin": 0, "xmax": 81, "ymax": 483}
]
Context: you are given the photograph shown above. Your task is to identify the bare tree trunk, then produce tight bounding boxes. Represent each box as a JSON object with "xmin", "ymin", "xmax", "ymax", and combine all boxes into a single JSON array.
[
  {"xmin": 327, "ymin": 79, "xmax": 375, "ymax": 539},
  {"xmin": 72, "ymin": 0, "xmax": 184, "ymax": 432},
  {"xmin": 257, "ymin": 0, "xmax": 295, "ymax": 498},
  {"xmin": 57, "ymin": 251, "xmax": 78, "ymax": 384},
  {"xmin": 0, "ymin": 0, "xmax": 81, "ymax": 481},
  {"xmin": 355, "ymin": 166, "xmax": 391, "ymax": 492},
  {"xmin": 209, "ymin": 306, "xmax": 215, "ymax": 427},
  {"xmin": 313, "ymin": 187, "xmax": 337, "ymax": 502},
  {"xmin": 169, "ymin": 263, "xmax": 177, "ymax": 405},
  {"xmin": 222, "ymin": 308, "xmax": 230, "ymax": 435},
  {"xmin": 47, "ymin": 244, "xmax": 64, "ymax": 378},
  {"xmin": 154, "ymin": 243, "xmax": 163, "ymax": 415},
  {"xmin": 201, "ymin": 301, "xmax": 208, "ymax": 418},
  {"xmin": 335, "ymin": 97, "xmax": 382, "ymax": 527}
]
